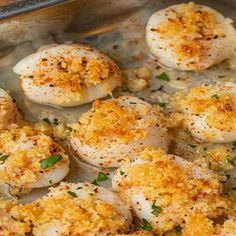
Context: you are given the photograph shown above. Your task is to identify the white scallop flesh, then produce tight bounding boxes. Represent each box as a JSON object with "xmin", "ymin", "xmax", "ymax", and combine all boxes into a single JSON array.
[
  {"xmin": 184, "ymin": 82, "xmax": 236, "ymax": 143},
  {"xmin": 13, "ymin": 44, "xmax": 123, "ymax": 107},
  {"xmin": 70, "ymin": 96, "xmax": 169, "ymax": 168},
  {"xmin": 146, "ymin": 3, "xmax": 236, "ymax": 71},
  {"xmin": 32, "ymin": 182, "xmax": 132, "ymax": 236},
  {"xmin": 0, "ymin": 135, "xmax": 70, "ymax": 189},
  {"xmin": 0, "ymin": 88, "xmax": 20, "ymax": 128},
  {"xmin": 112, "ymin": 154, "xmax": 222, "ymax": 231}
]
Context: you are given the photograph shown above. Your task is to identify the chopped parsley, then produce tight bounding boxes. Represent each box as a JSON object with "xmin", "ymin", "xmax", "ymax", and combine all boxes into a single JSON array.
[
  {"xmin": 155, "ymin": 72, "xmax": 170, "ymax": 81},
  {"xmin": 40, "ymin": 155, "xmax": 63, "ymax": 169},
  {"xmin": 141, "ymin": 218, "xmax": 153, "ymax": 231},
  {"xmin": 226, "ymin": 174, "xmax": 230, "ymax": 180},
  {"xmin": 228, "ymin": 156, "xmax": 236, "ymax": 165},
  {"xmin": 208, "ymin": 161, "xmax": 212, "ymax": 169},
  {"xmin": 232, "ymin": 141, "xmax": 236, "ymax": 149},
  {"xmin": 151, "ymin": 202, "xmax": 163, "ymax": 216},
  {"xmin": 129, "ymin": 102, "xmax": 137, "ymax": 104},
  {"xmin": 120, "ymin": 171, "xmax": 125, "ymax": 176},
  {"xmin": 92, "ymin": 172, "xmax": 108, "ymax": 186},
  {"xmin": 174, "ymin": 225, "xmax": 182, "ymax": 233},
  {"xmin": 232, "ymin": 187, "xmax": 236, "ymax": 191},
  {"xmin": 218, "ymin": 75, "xmax": 225, "ymax": 78},
  {"xmin": 157, "ymin": 102, "xmax": 166, "ymax": 108},
  {"xmin": 67, "ymin": 126, "xmax": 75, "ymax": 132},
  {"xmin": 211, "ymin": 94, "xmax": 220, "ymax": 99},
  {"xmin": 67, "ymin": 191, "xmax": 77, "ymax": 197},
  {"xmin": 76, "ymin": 187, "xmax": 82, "ymax": 190},
  {"xmin": 188, "ymin": 144, "xmax": 196, "ymax": 148},
  {"xmin": 42, "ymin": 117, "xmax": 51, "ymax": 125},
  {"xmin": 0, "ymin": 155, "xmax": 9, "ymax": 162}
]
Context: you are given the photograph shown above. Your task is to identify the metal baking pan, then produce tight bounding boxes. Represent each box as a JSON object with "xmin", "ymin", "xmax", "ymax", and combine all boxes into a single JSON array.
[{"xmin": 0, "ymin": 0, "xmax": 236, "ymax": 203}]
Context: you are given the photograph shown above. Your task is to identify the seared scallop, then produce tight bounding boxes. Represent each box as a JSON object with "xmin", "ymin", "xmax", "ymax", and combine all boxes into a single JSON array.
[
  {"xmin": 176, "ymin": 82, "xmax": 236, "ymax": 143},
  {"xmin": 13, "ymin": 44, "xmax": 123, "ymax": 107},
  {"xmin": 69, "ymin": 96, "xmax": 169, "ymax": 168},
  {"xmin": 146, "ymin": 2, "xmax": 236, "ymax": 71},
  {"xmin": 0, "ymin": 88, "xmax": 20, "ymax": 129},
  {"xmin": 0, "ymin": 125, "xmax": 69, "ymax": 189},
  {"xmin": 11, "ymin": 182, "xmax": 132, "ymax": 236},
  {"xmin": 112, "ymin": 147, "xmax": 230, "ymax": 235}
]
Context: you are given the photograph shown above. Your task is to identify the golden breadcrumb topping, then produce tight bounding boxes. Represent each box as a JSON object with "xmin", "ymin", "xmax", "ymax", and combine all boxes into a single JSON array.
[
  {"xmin": 0, "ymin": 126, "xmax": 68, "ymax": 187},
  {"xmin": 154, "ymin": 2, "xmax": 227, "ymax": 67},
  {"xmin": 72, "ymin": 99, "xmax": 163, "ymax": 147},
  {"xmin": 182, "ymin": 213, "xmax": 215, "ymax": 236},
  {"xmin": 176, "ymin": 84, "xmax": 236, "ymax": 132},
  {"xmin": 11, "ymin": 184, "xmax": 129, "ymax": 235},
  {"xmin": 182, "ymin": 213, "xmax": 236, "ymax": 236},
  {"xmin": 117, "ymin": 147, "xmax": 230, "ymax": 233},
  {"xmin": 221, "ymin": 219, "xmax": 236, "ymax": 234},
  {"xmin": 0, "ymin": 91, "xmax": 20, "ymax": 129},
  {"xmin": 0, "ymin": 200, "xmax": 31, "ymax": 235},
  {"xmin": 24, "ymin": 49, "xmax": 123, "ymax": 92}
]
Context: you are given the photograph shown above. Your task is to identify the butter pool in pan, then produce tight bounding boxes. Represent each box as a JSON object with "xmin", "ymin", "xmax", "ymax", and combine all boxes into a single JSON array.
[{"xmin": 1, "ymin": 1, "xmax": 236, "ymax": 235}]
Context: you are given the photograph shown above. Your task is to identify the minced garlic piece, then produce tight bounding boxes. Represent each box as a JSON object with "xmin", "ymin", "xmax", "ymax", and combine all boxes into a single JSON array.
[
  {"xmin": 72, "ymin": 99, "xmax": 163, "ymax": 147},
  {"xmin": 0, "ymin": 125, "xmax": 69, "ymax": 187}
]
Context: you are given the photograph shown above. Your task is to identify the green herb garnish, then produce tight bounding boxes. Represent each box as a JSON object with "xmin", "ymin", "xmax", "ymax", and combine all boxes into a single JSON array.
[
  {"xmin": 151, "ymin": 202, "xmax": 163, "ymax": 216},
  {"xmin": 120, "ymin": 171, "xmax": 125, "ymax": 176},
  {"xmin": 208, "ymin": 161, "xmax": 212, "ymax": 169},
  {"xmin": 232, "ymin": 187, "xmax": 236, "ymax": 191},
  {"xmin": 218, "ymin": 75, "xmax": 225, "ymax": 78},
  {"xmin": 67, "ymin": 126, "xmax": 75, "ymax": 132},
  {"xmin": 40, "ymin": 155, "xmax": 62, "ymax": 169},
  {"xmin": 42, "ymin": 117, "xmax": 51, "ymax": 125},
  {"xmin": 155, "ymin": 72, "xmax": 170, "ymax": 81},
  {"xmin": 76, "ymin": 187, "xmax": 82, "ymax": 190},
  {"xmin": 228, "ymin": 156, "xmax": 236, "ymax": 165},
  {"xmin": 141, "ymin": 218, "xmax": 153, "ymax": 231},
  {"xmin": 188, "ymin": 144, "xmax": 196, "ymax": 148},
  {"xmin": 174, "ymin": 225, "xmax": 182, "ymax": 233},
  {"xmin": 232, "ymin": 141, "xmax": 236, "ymax": 149},
  {"xmin": 92, "ymin": 172, "xmax": 108, "ymax": 186},
  {"xmin": 67, "ymin": 191, "xmax": 77, "ymax": 198},
  {"xmin": 212, "ymin": 94, "xmax": 220, "ymax": 99},
  {"xmin": 129, "ymin": 102, "xmax": 137, "ymax": 104},
  {"xmin": 157, "ymin": 102, "xmax": 166, "ymax": 108},
  {"xmin": 0, "ymin": 155, "xmax": 9, "ymax": 162}
]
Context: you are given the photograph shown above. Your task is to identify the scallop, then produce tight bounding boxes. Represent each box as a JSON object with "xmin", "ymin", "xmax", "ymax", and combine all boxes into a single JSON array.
[
  {"xmin": 13, "ymin": 44, "xmax": 123, "ymax": 107},
  {"xmin": 112, "ymin": 147, "xmax": 229, "ymax": 234},
  {"xmin": 0, "ymin": 88, "xmax": 20, "ymax": 129},
  {"xmin": 0, "ymin": 126, "xmax": 70, "ymax": 189},
  {"xmin": 146, "ymin": 2, "xmax": 236, "ymax": 71},
  {"xmin": 69, "ymin": 96, "xmax": 169, "ymax": 168},
  {"xmin": 11, "ymin": 182, "xmax": 132, "ymax": 236},
  {"xmin": 178, "ymin": 82, "xmax": 236, "ymax": 143}
]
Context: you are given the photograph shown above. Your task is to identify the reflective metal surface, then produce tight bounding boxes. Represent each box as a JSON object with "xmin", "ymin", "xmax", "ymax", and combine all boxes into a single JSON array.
[{"xmin": 0, "ymin": 0, "xmax": 235, "ymax": 202}]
